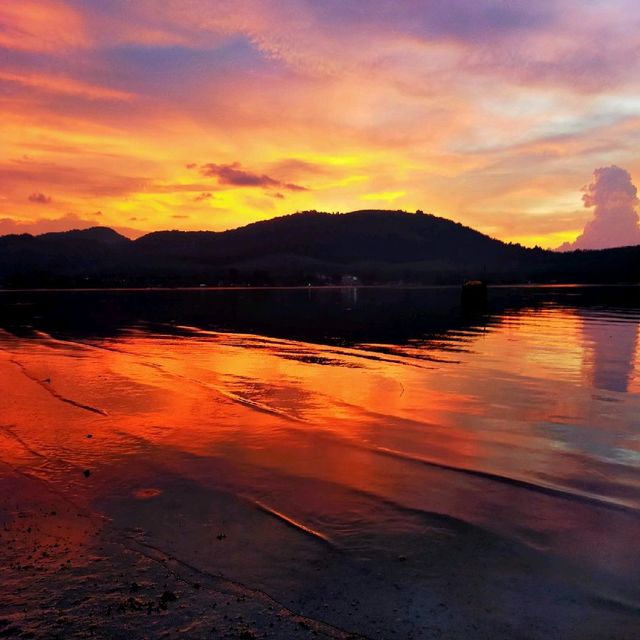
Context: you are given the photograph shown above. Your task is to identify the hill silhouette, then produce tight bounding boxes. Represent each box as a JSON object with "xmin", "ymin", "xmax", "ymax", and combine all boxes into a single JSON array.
[{"xmin": 0, "ymin": 210, "xmax": 639, "ymax": 287}]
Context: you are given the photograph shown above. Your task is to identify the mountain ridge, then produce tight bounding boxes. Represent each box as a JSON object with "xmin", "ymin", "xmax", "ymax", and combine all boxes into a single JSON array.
[{"xmin": 1, "ymin": 210, "xmax": 638, "ymax": 287}]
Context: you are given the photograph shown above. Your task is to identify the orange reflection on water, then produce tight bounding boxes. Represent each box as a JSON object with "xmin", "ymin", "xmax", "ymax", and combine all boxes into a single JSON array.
[
  {"xmin": 1, "ymin": 307, "xmax": 639, "ymax": 493},
  {"xmin": 1, "ymin": 305, "xmax": 639, "ymax": 585}
]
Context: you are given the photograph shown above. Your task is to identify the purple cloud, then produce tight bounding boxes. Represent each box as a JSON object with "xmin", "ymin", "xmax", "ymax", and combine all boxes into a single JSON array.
[
  {"xmin": 313, "ymin": 0, "xmax": 555, "ymax": 40},
  {"xmin": 198, "ymin": 162, "xmax": 307, "ymax": 192},
  {"xmin": 28, "ymin": 192, "xmax": 52, "ymax": 204},
  {"xmin": 559, "ymin": 166, "xmax": 640, "ymax": 250}
]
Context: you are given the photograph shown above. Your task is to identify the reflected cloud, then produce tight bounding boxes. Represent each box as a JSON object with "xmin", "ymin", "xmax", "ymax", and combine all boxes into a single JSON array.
[{"xmin": 580, "ymin": 311, "xmax": 639, "ymax": 393}]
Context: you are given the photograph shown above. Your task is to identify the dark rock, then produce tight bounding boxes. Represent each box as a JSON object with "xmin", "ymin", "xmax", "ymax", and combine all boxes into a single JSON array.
[{"xmin": 160, "ymin": 591, "xmax": 177, "ymax": 604}]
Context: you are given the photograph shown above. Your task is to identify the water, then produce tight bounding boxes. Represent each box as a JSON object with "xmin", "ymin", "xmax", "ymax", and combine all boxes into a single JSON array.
[{"xmin": 1, "ymin": 286, "xmax": 639, "ymax": 639}]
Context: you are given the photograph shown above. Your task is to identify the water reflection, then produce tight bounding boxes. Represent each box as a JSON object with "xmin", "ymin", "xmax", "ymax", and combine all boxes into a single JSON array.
[
  {"xmin": 580, "ymin": 311, "xmax": 639, "ymax": 392},
  {"xmin": 1, "ymin": 286, "xmax": 639, "ymax": 638}
]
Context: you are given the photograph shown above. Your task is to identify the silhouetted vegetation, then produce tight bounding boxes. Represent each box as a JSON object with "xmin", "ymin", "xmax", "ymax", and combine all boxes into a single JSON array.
[{"xmin": 0, "ymin": 210, "xmax": 638, "ymax": 288}]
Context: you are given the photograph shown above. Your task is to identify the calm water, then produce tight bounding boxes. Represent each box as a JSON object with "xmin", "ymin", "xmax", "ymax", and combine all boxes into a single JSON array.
[{"xmin": 1, "ymin": 286, "xmax": 639, "ymax": 638}]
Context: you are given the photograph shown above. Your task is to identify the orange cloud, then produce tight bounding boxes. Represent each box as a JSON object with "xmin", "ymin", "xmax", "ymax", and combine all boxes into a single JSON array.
[
  {"xmin": 0, "ymin": 71, "xmax": 134, "ymax": 101},
  {"xmin": 0, "ymin": 1, "xmax": 88, "ymax": 52},
  {"xmin": 0, "ymin": 1, "xmax": 639, "ymax": 246}
]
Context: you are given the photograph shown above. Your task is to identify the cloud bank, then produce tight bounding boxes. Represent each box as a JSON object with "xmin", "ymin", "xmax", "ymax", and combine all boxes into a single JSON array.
[{"xmin": 559, "ymin": 166, "xmax": 640, "ymax": 251}]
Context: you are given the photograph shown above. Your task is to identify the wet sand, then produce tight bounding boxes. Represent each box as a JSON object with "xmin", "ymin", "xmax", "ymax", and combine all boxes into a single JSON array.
[{"xmin": 1, "ymin": 301, "xmax": 639, "ymax": 639}]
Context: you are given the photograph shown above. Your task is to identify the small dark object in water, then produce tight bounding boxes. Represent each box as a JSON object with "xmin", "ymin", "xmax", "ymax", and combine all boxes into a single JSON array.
[
  {"xmin": 216, "ymin": 532, "xmax": 226, "ymax": 540},
  {"xmin": 83, "ymin": 469, "xmax": 91, "ymax": 478},
  {"xmin": 461, "ymin": 280, "xmax": 488, "ymax": 307},
  {"xmin": 43, "ymin": 378, "xmax": 51, "ymax": 384},
  {"xmin": 86, "ymin": 434, "xmax": 93, "ymax": 439},
  {"xmin": 130, "ymin": 582, "xmax": 139, "ymax": 592}
]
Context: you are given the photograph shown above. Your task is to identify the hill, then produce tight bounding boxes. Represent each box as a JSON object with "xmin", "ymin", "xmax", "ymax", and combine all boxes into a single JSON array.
[{"xmin": 0, "ymin": 210, "xmax": 638, "ymax": 287}]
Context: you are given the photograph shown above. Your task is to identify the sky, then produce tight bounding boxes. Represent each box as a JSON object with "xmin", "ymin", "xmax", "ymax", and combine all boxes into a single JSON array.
[{"xmin": 1, "ymin": 0, "xmax": 640, "ymax": 248}]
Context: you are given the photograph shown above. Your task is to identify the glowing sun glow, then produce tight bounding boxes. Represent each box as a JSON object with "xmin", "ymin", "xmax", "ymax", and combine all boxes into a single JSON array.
[{"xmin": 1, "ymin": 1, "xmax": 639, "ymax": 247}]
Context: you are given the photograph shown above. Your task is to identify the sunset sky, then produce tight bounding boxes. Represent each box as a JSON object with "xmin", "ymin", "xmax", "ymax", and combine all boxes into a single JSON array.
[{"xmin": 1, "ymin": 0, "xmax": 640, "ymax": 247}]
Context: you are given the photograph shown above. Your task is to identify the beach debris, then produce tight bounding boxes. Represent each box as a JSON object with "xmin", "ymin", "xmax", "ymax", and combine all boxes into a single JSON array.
[
  {"xmin": 117, "ymin": 597, "xmax": 145, "ymax": 613},
  {"xmin": 158, "ymin": 590, "xmax": 177, "ymax": 611}
]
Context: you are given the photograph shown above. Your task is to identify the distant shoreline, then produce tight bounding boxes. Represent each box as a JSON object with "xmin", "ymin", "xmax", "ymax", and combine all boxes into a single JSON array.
[
  {"xmin": 1, "ymin": 282, "xmax": 639, "ymax": 293},
  {"xmin": 2, "ymin": 212, "xmax": 639, "ymax": 291}
]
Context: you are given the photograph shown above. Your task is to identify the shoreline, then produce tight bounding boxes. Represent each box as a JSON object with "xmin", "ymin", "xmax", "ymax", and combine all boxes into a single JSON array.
[{"xmin": 1, "ymin": 282, "xmax": 640, "ymax": 293}]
